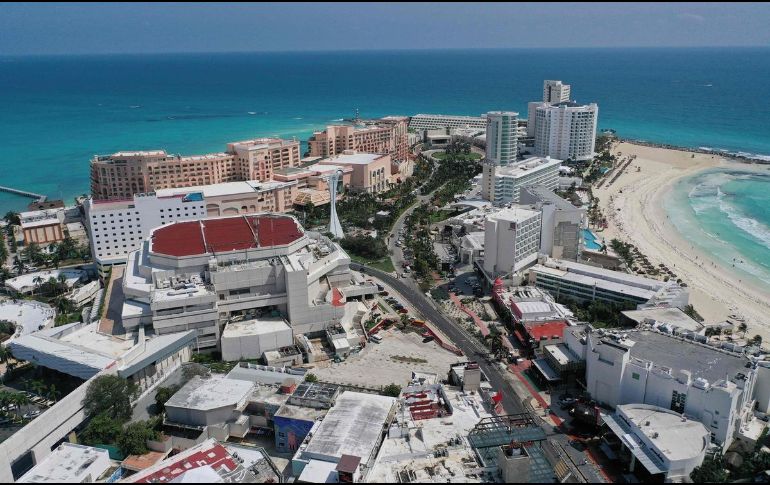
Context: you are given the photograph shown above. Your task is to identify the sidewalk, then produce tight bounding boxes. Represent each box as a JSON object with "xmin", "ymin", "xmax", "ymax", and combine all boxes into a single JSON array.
[{"xmin": 448, "ymin": 292, "xmax": 490, "ymax": 337}]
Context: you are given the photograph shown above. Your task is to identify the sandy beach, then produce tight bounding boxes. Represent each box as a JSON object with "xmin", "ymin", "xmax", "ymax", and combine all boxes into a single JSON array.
[{"xmin": 594, "ymin": 142, "xmax": 770, "ymax": 341}]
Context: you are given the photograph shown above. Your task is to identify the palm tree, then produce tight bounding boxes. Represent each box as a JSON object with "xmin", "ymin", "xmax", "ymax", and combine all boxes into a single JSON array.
[
  {"xmin": 32, "ymin": 275, "xmax": 43, "ymax": 296},
  {"xmin": 31, "ymin": 379, "xmax": 47, "ymax": 398},
  {"xmin": 13, "ymin": 256, "xmax": 24, "ymax": 275},
  {"xmin": 57, "ymin": 273, "xmax": 68, "ymax": 293},
  {"xmin": 47, "ymin": 384, "xmax": 61, "ymax": 403},
  {"xmin": 737, "ymin": 322, "xmax": 748, "ymax": 338},
  {"xmin": 10, "ymin": 393, "xmax": 29, "ymax": 422}
]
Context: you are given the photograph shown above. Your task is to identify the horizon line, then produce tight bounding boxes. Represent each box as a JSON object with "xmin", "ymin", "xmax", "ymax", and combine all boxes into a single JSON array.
[{"xmin": 2, "ymin": 45, "xmax": 769, "ymax": 58}]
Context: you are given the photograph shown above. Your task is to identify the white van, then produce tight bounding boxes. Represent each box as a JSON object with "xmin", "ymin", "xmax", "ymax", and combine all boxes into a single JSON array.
[{"xmin": 369, "ymin": 334, "xmax": 383, "ymax": 343}]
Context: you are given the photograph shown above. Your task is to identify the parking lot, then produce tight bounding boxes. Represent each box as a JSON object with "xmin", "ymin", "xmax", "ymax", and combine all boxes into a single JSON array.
[{"xmin": 310, "ymin": 327, "xmax": 465, "ymax": 388}]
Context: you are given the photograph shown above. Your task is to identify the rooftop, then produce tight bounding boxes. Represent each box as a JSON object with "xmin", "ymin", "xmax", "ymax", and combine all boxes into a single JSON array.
[
  {"xmin": 302, "ymin": 391, "xmax": 396, "ymax": 462},
  {"xmin": 155, "ymin": 179, "xmax": 295, "ymax": 199},
  {"xmin": 495, "ymin": 157, "xmax": 563, "ymax": 179},
  {"xmin": 521, "ymin": 185, "xmax": 582, "ymax": 211},
  {"xmin": 320, "ymin": 152, "xmax": 386, "ymax": 165},
  {"xmin": 222, "ymin": 317, "xmax": 291, "ymax": 338},
  {"xmin": 622, "ymin": 307, "xmax": 703, "ymax": 333},
  {"xmin": 150, "ymin": 214, "xmax": 303, "ymax": 257},
  {"xmin": 597, "ymin": 329, "xmax": 750, "ymax": 384},
  {"xmin": 17, "ymin": 443, "xmax": 109, "ymax": 483},
  {"xmin": 165, "ymin": 375, "xmax": 254, "ymax": 412},
  {"xmin": 489, "ymin": 207, "xmax": 541, "ymax": 224}
]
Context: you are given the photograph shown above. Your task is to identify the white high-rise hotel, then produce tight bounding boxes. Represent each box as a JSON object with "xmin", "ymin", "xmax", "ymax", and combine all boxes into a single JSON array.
[
  {"xmin": 481, "ymin": 111, "xmax": 519, "ymax": 203},
  {"xmin": 527, "ymin": 80, "xmax": 598, "ymax": 162}
]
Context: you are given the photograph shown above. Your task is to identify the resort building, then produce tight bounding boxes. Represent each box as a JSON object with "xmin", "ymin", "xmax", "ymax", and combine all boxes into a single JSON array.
[
  {"xmin": 307, "ymin": 116, "xmax": 409, "ymax": 162},
  {"xmin": 408, "ymin": 113, "xmax": 488, "ymax": 131},
  {"xmin": 84, "ymin": 180, "xmax": 297, "ymax": 268},
  {"xmin": 563, "ymin": 326, "xmax": 759, "ymax": 449},
  {"xmin": 520, "ymin": 185, "xmax": 585, "ymax": 261},
  {"xmin": 90, "ymin": 137, "xmax": 301, "ymax": 200},
  {"xmin": 482, "ymin": 207, "xmax": 542, "ymax": 277},
  {"xmin": 533, "ymin": 102, "xmax": 598, "ymax": 161},
  {"xmin": 17, "ymin": 209, "xmax": 66, "ymax": 246},
  {"xmin": 119, "ymin": 213, "xmax": 377, "ymax": 352},
  {"xmin": 528, "ymin": 257, "xmax": 690, "ymax": 308},
  {"xmin": 601, "ymin": 404, "xmax": 709, "ymax": 482},
  {"xmin": 482, "ymin": 156, "xmax": 563, "ymax": 204},
  {"xmin": 543, "ymin": 80, "xmax": 572, "ymax": 104},
  {"xmin": 484, "ymin": 111, "xmax": 519, "ymax": 165},
  {"xmin": 317, "ymin": 151, "xmax": 394, "ymax": 194}
]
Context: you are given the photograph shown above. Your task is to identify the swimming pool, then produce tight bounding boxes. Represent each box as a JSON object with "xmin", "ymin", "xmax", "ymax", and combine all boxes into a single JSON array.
[{"xmin": 582, "ymin": 229, "xmax": 603, "ymax": 250}]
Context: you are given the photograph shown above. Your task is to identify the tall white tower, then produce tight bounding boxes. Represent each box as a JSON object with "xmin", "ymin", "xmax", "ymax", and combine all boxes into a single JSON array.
[{"xmin": 327, "ymin": 170, "xmax": 344, "ymax": 239}]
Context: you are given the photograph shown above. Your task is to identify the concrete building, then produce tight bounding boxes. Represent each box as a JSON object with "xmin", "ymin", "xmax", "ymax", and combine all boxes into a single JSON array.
[
  {"xmin": 484, "ymin": 111, "xmax": 518, "ymax": 166},
  {"xmin": 292, "ymin": 391, "xmax": 397, "ymax": 481},
  {"xmin": 529, "ymin": 257, "xmax": 690, "ymax": 309},
  {"xmin": 307, "ymin": 116, "xmax": 409, "ymax": 162},
  {"xmin": 221, "ymin": 316, "xmax": 293, "ymax": 361},
  {"xmin": 18, "ymin": 209, "xmax": 66, "ymax": 246},
  {"xmin": 317, "ymin": 151, "xmax": 394, "ymax": 194},
  {"xmin": 90, "ymin": 137, "xmax": 301, "ymax": 200},
  {"xmin": 482, "ymin": 207, "xmax": 542, "ymax": 277},
  {"xmin": 17, "ymin": 443, "xmax": 111, "ymax": 483},
  {"xmin": 85, "ymin": 180, "xmax": 298, "ymax": 268},
  {"xmin": 120, "ymin": 213, "xmax": 377, "ymax": 351},
  {"xmin": 408, "ymin": 113, "xmax": 488, "ymax": 131},
  {"xmin": 534, "ymin": 102, "xmax": 598, "ymax": 162},
  {"xmin": 520, "ymin": 185, "xmax": 585, "ymax": 260},
  {"xmin": 164, "ymin": 375, "xmax": 255, "ymax": 439},
  {"xmin": 602, "ymin": 404, "xmax": 709, "ymax": 482},
  {"xmin": 572, "ymin": 327, "xmax": 758, "ymax": 449},
  {"xmin": 543, "ymin": 80, "xmax": 572, "ymax": 104},
  {"xmin": 482, "ymin": 157, "xmax": 562, "ymax": 204}
]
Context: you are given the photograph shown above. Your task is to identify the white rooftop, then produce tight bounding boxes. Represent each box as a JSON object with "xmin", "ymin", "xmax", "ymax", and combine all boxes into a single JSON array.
[
  {"xmin": 618, "ymin": 404, "xmax": 709, "ymax": 462},
  {"xmin": 496, "ymin": 157, "xmax": 562, "ymax": 178},
  {"xmin": 489, "ymin": 207, "xmax": 541, "ymax": 223},
  {"xmin": 17, "ymin": 443, "xmax": 110, "ymax": 483},
  {"xmin": 302, "ymin": 391, "xmax": 395, "ymax": 462},
  {"xmin": 0, "ymin": 299, "xmax": 54, "ymax": 338},
  {"xmin": 222, "ymin": 317, "xmax": 291, "ymax": 338},
  {"xmin": 165, "ymin": 375, "xmax": 254, "ymax": 411},
  {"xmin": 298, "ymin": 460, "xmax": 338, "ymax": 483},
  {"xmin": 516, "ymin": 301, "xmax": 553, "ymax": 315},
  {"xmin": 322, "ymin": 152, "xmax": 384, "ymax": 165},
  {"xmin": 5, "ymin": 269, "xmax": 84, "ymax": 294},
  {"xmin": 155, "ymin": 179, "xmax": 295, "ymax": 199}
]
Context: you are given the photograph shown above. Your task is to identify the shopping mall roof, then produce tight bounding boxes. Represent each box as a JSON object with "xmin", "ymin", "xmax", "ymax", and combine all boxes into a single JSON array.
[{"xmin": 150, "ymin": 214, "xmax": 303, "ymax": 257}]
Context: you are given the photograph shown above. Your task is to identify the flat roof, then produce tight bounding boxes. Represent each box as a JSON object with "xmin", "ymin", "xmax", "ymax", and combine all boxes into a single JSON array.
[
  {"xmin": 321, "ymin": 152, "xmax": 385, "ymax": 165},
  {"xmin": 303, "ymin": 391, "xmax": 395, "ymax": 462},
  {"xmin": 155, "ymin": 180, "xmax": 295, "ymax": 199},
  {"xmin": 489, "ymin": 207, "xmax": 540, "ymax": 223},
  {"xmin": 524, "ymin": 321, "xmax": 568, "ymax": 341},
  {"xmin": 515, "ymin": 301, "xmax": 553, "ymax": 315},
  {"xmin": 9, "ymin": 333, "xmax": 115, "ymax": 379},
  {"xmin": 622, "ymin": 307, "xmax": 703, "ymax": 332},
  {"xmin": 298, "ymin": 459, "xmax": 337, "ymax": 483},
  {"xmin": 495, "ymin": 157, "xmax": 562, "ymax": 178},
  {"xmin": 18, "ymin": 443, "xmax": 109, "ymax": 483},
  {"xmin": 150, "ymin": 214, "xmax": 303, "ymax": 257},
  {"xmin": 620, "ymin": 405, "xmax": 709, "ymax": 462},
  {"xmin": 165, "ymin": 375, "xmax": 254, "ymax": 411},
  {"xmin": 603, "ymin": 330, "xmax": 749, "ymax": 384},
  {"xmin": 544, "ymin": 344, "xmax": 581, "ymax": 366},
  {"xmin": 227, "ymin": 364, "xmax": 305, "ymax": 386},
  {"xmin": 222, "ymin": 317, "xmax": 291, "ymax": 338},
  {"xmin": 521, "ymin": 185, "xmax": 581, "ymax": 211}
]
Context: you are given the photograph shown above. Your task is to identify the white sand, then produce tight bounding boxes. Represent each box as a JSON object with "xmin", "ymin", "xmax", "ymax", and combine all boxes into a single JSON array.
[{"xmin": 594, "ymin": 142, "xmax": 770, "ymax": 341}]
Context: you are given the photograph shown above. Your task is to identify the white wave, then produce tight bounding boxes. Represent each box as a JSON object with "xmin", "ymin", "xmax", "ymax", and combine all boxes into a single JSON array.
[
  {"xmin": 293, "ymin": 116, "xmax": 303, "ymax": 120},
  {"xmin": 332, "ymin": 118, "xmax": 343, "ymax": 121},
  {"xmin": 247, "ymin": 111, "xmax": 256, "ymax": 115},
  {"xmin": 129, "ymin": 105, "xmax": 142, "ymax": 109},
  {"xmin": 719, "ymin": 198, "xmax": 770, "ymax": 247}
]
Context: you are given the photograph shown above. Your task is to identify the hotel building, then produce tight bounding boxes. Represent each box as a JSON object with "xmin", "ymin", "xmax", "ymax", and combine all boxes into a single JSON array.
[
  {"xmin": 533, "ymin": 102, "xmax": 598, "ymax": 161},
  {"xmin": 482, "ymin": 157, "xmax": 562, "ymax": 204},
  {"xmin": 84, "ymin": 180, "xmax": 297, "ymax": 268},
  {"xmin": 307, "ymin": 116, "xmax": 409, "ymax": 162},
  {"xmin": 90, "ymin": 138, "xmax": 301, "ymax": 200},
  {"xmin": 483, "ymin": 207, "xmax": 542, "ymax": 277},
  {"xmin": 520, "ymin": 185, "xmax": 585, "ymax": 261},
  {"xmin": 543, "ymin": 80, "xmax": 571, "ymax": 104},
  {"xmin": 408, "ymin": 113, "xmax": 488, "ymax": 131},
  {"xmin": 119, "ymin": 213, "xmax": 377, "ymax": 352}
]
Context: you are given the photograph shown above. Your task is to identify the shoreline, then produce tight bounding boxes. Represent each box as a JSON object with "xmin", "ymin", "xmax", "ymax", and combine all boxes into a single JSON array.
[
  {"xmin": 594, "ymin": 142, "xmax": 770, "ymax": 340},
  {"xmin": 619, "ymin": 137, "xmax": 770, "ymax": 164}
]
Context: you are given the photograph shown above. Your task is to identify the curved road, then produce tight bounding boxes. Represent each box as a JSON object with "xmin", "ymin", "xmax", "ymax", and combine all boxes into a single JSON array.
[{"xmin": 352, "ymin": 262, "xmax": 524, "ymax": 415}]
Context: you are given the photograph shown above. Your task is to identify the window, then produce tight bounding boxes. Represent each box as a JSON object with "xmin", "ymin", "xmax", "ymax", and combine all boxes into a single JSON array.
[{"xmin": 632, "ymin": 372, "xmax": 640, "ymax": 380}]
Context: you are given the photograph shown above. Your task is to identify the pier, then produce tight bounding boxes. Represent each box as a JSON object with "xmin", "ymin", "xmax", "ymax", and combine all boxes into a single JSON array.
[{"xmin": 0, "ymin": 185, "xmax": 47, "ymax": 203}]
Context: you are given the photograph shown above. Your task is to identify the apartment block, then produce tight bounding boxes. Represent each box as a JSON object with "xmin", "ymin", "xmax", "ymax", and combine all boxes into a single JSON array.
[{"xmin": 307, "ymin": 116, "xmax": 409, "ymax": 162}]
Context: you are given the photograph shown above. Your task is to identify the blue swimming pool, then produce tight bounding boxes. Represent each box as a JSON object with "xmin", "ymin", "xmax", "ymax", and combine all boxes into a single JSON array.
[{"xmin": 582, "ymin": 229, "xmax": 603, "ymax": 250}]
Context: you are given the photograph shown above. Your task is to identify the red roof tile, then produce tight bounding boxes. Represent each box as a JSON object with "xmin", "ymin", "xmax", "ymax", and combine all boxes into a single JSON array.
[
  {"xmin": 523, "ymin": 321, "xmax": 568, "ymax": 341},
  {"xmin": 151, "ymin": 215, "xmax": 303, "ymax": 257}
]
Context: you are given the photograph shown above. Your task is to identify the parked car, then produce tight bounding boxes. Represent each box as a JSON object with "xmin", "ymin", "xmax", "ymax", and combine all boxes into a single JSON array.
[
  {"xmin": 397, "ymin": 308, "xmax": 409, "ymax": 314},
  {"xmin": 422, "ymin": 336, "xmax": 435, "ymax": 343}
]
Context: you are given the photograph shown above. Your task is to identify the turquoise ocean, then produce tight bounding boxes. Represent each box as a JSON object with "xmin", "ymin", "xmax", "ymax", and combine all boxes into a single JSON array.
[{"xmin": 1, "ymin": 48, "xmax": 769, "ymax": 288}]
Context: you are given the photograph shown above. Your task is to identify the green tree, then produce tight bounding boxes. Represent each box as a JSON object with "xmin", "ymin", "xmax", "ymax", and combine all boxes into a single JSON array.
[
  {"xmin": 304, "ymin": 373, "xmax": 318, "ymax": 383},
  {"xmin": 154, "ymin": 385, "xmax": 180, "ymax": 414},
  {"xmin": 749, "ymin": 335, "xmax": 763, "ymax": 347},
  {"xmin": 80, "ymin": 412, "xmax": 124, "ymax": 446},
  {"xmin": 82, "ymin": 375, "xmax": 137, "ymax": 421},
  {"xmin": 382, "ymin": 384, "xmax": 402, "ymax": 397},
  {"xmin": 3, "ymin": 212, "xmax": 20, "ymax": 227},
  {"xmin": 117, "ymin": 420, "xmax": 160, "ymax": 456},
  {"xmin": 690, "ymin": 455, "xmax": 728, "ymax": 483},
  {"xmin": 683, "ymin": 304, "xmax": 704, "ymax": 323}
]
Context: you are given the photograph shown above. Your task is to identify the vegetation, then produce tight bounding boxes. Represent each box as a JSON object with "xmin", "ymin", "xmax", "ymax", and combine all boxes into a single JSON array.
[
  {"xmin": 0, "ymin": 320, "xmax": 16, "ymax": 342},
  {"xmin": 3, "ymin": 211, "xmax": 20, "ymax": 227},
  {"xmin": 154, "ymin": 385, "xmax": 181, "ymax": 414},
  {"xmin": 117, "ymin": 419, "xmax": 161, "ymax": 456},
  {"xmin": 304, "ymin": 373, "xmax": 318, "ymax": 383},
  {"xmin": 689, "ymin": 455, "xmax": 729, "ymax": 483},
  {"xmin": 80, "ymin": 412, "xmax": 124, "ymax": 446},
  {"xmin": 565, "ymin": 299, "xmax": 637, "ymax": 327},
  {"xmin": 483, "ymin": 326, "xmax": 507, "ymax": 360},
  {"xmin": 82, "ymin": 375, "xmax": 138, "ymax": 422},
  {"xmin": 382, "ymin": 383, "xmax": 402, "ymax": 397},
  {"xmin": 402, "ymin": 203, "xmax": 440, "ymax": 279},
  {"xmin": 340, "ymin": 234, "xmax": 388, "ymax": 260},
  {"xmin": 683, "ymin": 304, "xmax": 705, "ymax": 323},
  {"xmin": 610, "ymin": 239, "xmax": 635, "ymax": 267}
]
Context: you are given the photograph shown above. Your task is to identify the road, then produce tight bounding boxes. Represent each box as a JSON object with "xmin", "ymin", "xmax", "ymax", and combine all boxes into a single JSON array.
[{"xmin": 352, "ymin": 262, "xmax": 524, "ymax": 415}]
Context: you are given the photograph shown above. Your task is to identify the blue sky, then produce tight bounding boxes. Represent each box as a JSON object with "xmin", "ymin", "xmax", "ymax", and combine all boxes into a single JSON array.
[{"xmin": 1, "ymin": 2, "xmax": 769, "ymax": 55}]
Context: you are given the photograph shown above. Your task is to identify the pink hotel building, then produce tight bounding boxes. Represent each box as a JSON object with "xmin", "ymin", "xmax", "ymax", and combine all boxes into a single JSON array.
[
  {"xmin": 90, "ymin": 138, "xmax": 301, "ymax": 200},
  {"xmin": 307, "ymin": 116, "xmax": 409, "ymax": 162}
]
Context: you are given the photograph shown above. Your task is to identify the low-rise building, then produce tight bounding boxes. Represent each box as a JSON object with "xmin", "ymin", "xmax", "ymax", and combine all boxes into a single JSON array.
[
  {"xmin": 529, "ymin": 257, "xmax": 690, "ymax": 309},
  {"xmin": 18, "ymin": 209, "xmax": 66, "ymax": 246},
  {"xmin": 601, "ymin": 404, "xmax": 709, "ymax": 482},
  {"xmin": 17, "ymin": 443, "xmax": 110, "ymax": 483},
  {"xmin": 221, "ymin": 317, "xmax": 293, "ymax": 362}
]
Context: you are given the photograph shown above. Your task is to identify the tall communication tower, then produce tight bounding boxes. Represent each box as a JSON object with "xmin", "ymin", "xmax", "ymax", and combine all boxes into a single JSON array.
[{"xmin": 327, "ymin": 169, "xmax": 344, "ymax": 239}]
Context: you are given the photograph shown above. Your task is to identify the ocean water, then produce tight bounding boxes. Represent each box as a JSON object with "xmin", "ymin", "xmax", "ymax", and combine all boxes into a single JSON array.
[
  {"xmin": 1, "ymin": 48, "xmax": 770, "ymax": 213},
  {"xmin": 665, "ymin": 167, "xmax": 770, "ymax": 289}
]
